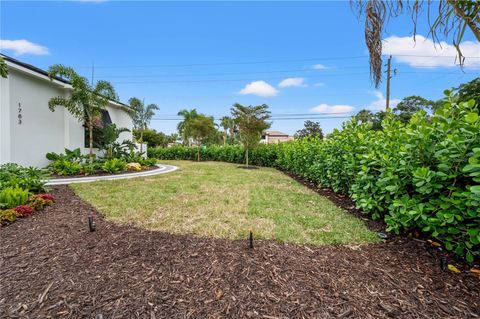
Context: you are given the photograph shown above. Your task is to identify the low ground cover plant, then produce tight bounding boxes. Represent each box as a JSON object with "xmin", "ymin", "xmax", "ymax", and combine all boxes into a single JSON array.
[{"xmin": 150, "ymin": 92, "xmax": 480, "ymax": 262}]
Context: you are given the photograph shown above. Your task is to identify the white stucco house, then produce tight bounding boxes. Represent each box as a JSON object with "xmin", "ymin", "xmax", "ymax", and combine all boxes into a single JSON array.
[{"xmin": 0, "ymin": 55, "xmax": 134, "ymax": 168}]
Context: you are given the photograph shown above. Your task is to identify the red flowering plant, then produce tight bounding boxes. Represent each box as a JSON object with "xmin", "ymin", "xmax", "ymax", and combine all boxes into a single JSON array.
[{"xmin": 14, "ymin": 205, "xmax": 34, "ymax": 217}]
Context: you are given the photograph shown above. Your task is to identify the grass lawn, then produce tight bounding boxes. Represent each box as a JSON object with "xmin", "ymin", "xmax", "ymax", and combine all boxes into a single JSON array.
[{"xmin": 72, "ymin": 160, "xmax": 378, "ymax": 246}]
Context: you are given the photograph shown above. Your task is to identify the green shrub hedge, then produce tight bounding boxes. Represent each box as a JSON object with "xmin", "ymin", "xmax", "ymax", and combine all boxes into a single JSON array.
[{"xmin": 149, "ymin": 93, "xmax": 480, "ymax": 261}]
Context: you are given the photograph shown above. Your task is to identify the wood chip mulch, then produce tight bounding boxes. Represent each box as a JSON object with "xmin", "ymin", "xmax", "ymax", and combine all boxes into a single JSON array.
[{"xmin": 1, "ymin": 186, "xmax": 479, "ymax": 319}]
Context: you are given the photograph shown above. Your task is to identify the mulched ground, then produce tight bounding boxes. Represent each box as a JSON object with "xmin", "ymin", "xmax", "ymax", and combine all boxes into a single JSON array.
[{"xmin": 1, "ymin": 186, "xmax": 479, "ymax": 319}]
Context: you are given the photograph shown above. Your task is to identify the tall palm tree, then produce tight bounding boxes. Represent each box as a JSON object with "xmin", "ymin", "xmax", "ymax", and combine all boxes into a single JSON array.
[
  {"xmin": 220, "ymin": 116, "xmax": 231, "ymax": 146},
  {"xmin": 48, "ymin": 64, "xmax": 117, "ymax": 161},
  {"xmin": 177, "ymin": 109, "xmax": 199, "ymax": 145},
  {"xmin": 129, "ymin": 97, "xmax": 159, "ymax": 153}
]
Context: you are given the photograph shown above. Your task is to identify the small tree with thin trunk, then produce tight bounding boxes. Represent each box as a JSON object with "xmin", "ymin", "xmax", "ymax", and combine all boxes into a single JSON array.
[
  {"xmin": 177, "ymin": 109, "xmax": 199, "ymax": 146},
  {"xmin": 189, "ymin": 115, "xmax": 216, "ymax": 161},
  {"xmin": 48, "ymin": 65, "xmax": 117, "ymax": 161},
  {"xmin": 231, "ymin": 103, "xmax": 271, "ymax": 167},
  {"xmin": 129, "ymin": 97, "xmax": 159, "ymax": 153}
]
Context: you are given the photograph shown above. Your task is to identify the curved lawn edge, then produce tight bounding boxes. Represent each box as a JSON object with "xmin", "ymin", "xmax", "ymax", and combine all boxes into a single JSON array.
[{"xmin": 45, "ymin": 164, "xmax": 178, "ymax": 185}]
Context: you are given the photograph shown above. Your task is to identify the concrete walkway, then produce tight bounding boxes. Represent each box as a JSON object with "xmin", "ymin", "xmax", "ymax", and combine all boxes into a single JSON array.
[{"xmin": 45, "ymin": 164, "xmax": 178, "ymax": 185}]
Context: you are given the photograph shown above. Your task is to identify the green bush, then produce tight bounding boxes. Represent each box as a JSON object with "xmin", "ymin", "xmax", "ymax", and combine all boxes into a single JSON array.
[
  {"xmin": 102, "ymin": 158, "xmax": 127, "ymax": 174},
  {"xmin": 49, "ymin": 159, "xmax": 82, "ymax": 176},
  {"xmin": 0, "ymin": 186, "xmax": 29, "ymax": 209},
  {"xmin": 0, "ymin": 163, "xmax": 48, "ymax": 193},
  {"xmin": 150, "ymin": 93, "xmax": 480, "ymax": 261}
]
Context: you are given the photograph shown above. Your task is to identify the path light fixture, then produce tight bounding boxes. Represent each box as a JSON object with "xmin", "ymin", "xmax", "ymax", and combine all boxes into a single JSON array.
[
  {"xmin": 440, "ymin": 252, "xmax": 448, "ymax": 271},
  {"xmin": 88, "ymin": 215, "xmax": 96, "ymax": 232}
]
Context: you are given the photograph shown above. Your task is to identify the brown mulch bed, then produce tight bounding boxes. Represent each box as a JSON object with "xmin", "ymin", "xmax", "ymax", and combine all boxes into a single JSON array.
[{"xmin": 1, "ymin": 186, "xmax": 479, "ymax": 319}]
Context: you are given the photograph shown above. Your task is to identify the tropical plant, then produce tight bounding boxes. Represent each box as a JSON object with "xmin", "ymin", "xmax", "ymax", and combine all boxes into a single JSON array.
[
  {"xmin": 94, "ymin": 123, "xmax": 132, "ymax": 158},
  {"xmin": 294, "ymin": 121, "xmax": 324, "ymax": 139},
  {"xmin": 352, "ymin": 0, "xmax": 480, "ymax": 87},
  {"xmin": 0, "ymin": 187, "xmax": 29, "ymax": 209},
  {"xmin": 231, "ymin": 103, "xmax": 271, "ymax": 166},
  {"xmin": 49, "ymin": 159, "xmax": 82, "ymax": 176},
  {"xmin": 48, "ymin": 65, "xmax": 118, "ymax": 160},
  {"xmin": 46, "ymin": 148, "xmax": 84, "ymax": 162},
  {"xmin": 177, "ymin": 109, "xmax": 199, "ymax": 145},
  {"xmin": 102, "ymin": 158, "xmax": 127, "ymax": 174},
  {"xmin": 129, "ymin": 97, "xmax": 159, "ymax": 153},
  {"xmin": 0, "ymin": 163, "xmax": 48, "ymax": 193}
]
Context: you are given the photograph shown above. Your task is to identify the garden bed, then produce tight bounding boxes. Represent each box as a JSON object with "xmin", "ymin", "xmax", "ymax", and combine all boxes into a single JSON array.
[
  {"xmin": 1, "ymin": 185, "xmax": 479, "ymax": 318},
  {"xmin": 49, "ymin": 165, "xmax": 158, "ymax": 179}
]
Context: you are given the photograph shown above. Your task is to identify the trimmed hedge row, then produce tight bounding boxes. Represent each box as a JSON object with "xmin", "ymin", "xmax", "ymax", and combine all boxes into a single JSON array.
[{"xmin": 149, "ymin": 94, "xmax": 480, "ymax": 261}]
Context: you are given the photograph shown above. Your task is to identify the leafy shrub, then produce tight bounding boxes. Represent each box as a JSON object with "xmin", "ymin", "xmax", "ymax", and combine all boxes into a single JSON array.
[
  {"xmin": 49, "ymin": 159, "xmax": 82, "ymax": 176},
  {"xmin": 102, "ymin": 159, "xmax": 127, "ymax": 174},
  {"xmin": 138, "ymin": 157, "xmax": 157, "ymax": 167},
  {"xmin": 0, "ymin": 209, "xmax": 17, "ymax": 226},
  {"xmin": 0, "ymin": 163, "xmax": 48, "ymax": 193},
  {"xmin": 14, "ymin": 205, "xmax": 34, "ymax": 217},
  {"xmin": 149, "ymin": 92, "xmax": 480, "ymax": 261},
  {"xmin": 0, "ymin": 187, "xmax": 29, "ymax": 209}
]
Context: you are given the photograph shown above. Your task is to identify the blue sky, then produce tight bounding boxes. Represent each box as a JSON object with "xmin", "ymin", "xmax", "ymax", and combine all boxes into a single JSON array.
[{"xmin": 1, "ymin": 1, "xmax": 479, "ymax": 135}]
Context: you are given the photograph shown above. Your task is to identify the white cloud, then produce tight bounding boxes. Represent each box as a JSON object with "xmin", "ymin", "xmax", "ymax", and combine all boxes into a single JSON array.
[
  {"xmin": 0, "ymin": 39, "xmax": 49, "ymax": 55},
  {"xmin": 314, "ymin": 82, "xmax": 325, "ymax": 87},
  {"xmin": 366, "ymin": 91, "xmax": 400, "ymax": 111},
  {"xmin": 238, "ymin": 81, "xmax": 278, "ymax": 97},
  {"xmin": 382, "ymin": 35, "xmax": 480, "ymax": 68},
  {"xmin": 313, "ymin": 64, "xmax": 327, "ymax": 70},
  {"xmin": 278, "ymin": 77, "xmax": 307, "ymax": 88},
  {"xmin": 310, "ymin": 104, "xmax": 355, "ymax": 114}
]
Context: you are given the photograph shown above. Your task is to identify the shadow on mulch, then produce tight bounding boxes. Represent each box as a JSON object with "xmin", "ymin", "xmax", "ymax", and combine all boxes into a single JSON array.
[{"xmin": 1, "ymin": 185, "xmax": 479, "ymax": 319}]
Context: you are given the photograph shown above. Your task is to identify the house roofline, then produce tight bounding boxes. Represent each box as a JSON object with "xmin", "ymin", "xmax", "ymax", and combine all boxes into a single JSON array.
[{"xmin": 1, "ymin": 54, "xmax": 132, "ymax": 111}]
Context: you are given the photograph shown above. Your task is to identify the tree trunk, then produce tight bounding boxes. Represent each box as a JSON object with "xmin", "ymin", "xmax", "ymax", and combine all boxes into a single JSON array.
[
  {"xmin": 197, "ymin": 147, "xmax": 200, "ymax": 162},
  {"xmin": 88, "ymin": 121, "xmax": 93, "ymax": 163},
  {"xmin": 223, "ymin": 131, "xmax": 227, "ymax": 146},
  {"xmin": 245, "ymin": 148, "xmax": 249, "ymax": 167},
  {"xmin": 140, "ymin": 128, "xmax": 144, "ymax": 153}
]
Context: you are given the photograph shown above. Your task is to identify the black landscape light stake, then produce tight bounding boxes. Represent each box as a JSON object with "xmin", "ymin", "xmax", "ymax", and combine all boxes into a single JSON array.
[
  {"xmin": 249, "ymin": 231, "xmax": 253, "ymax": 249},
  {"xmin": 88, "ymin": 215, "xmax": 96, "ymax": 232},
  {"xmin": 440, "ymin": 252, "xmax": 448, "ymax": 271}
]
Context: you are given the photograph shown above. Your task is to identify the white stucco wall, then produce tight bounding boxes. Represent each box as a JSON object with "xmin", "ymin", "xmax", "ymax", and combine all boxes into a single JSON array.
[{"xmin": 0, "ymin": 63, "xmax": 134, "ymax": 168}]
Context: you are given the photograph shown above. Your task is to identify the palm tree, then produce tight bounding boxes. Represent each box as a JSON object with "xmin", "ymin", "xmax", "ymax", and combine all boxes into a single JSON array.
[
  {"xmin": 177, "ymin": 109, "xmax": 199, "ymax": 145},
  {"xmin": 48, "ymin": 64, "xmax": 117, "ymax": 161},
  {"xmin": 220, "ymin": 116, "xmax": 232, "ymax": 146},
  {"xmin": 0, "ymin": 56, "xmax": 8, "ymax": 78},
  {"xmin": 352, "ymin": 1, "xmax": 480, "ymax": 87},
  {"xmin": 128, "ymin": 97, "xmax": 159, "ymax": 153}
]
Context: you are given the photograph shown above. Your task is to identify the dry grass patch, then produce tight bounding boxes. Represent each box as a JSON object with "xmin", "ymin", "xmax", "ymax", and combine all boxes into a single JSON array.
[{"xmin": 72, "ymin": 160, "xmax": 378, "ymax": 245}]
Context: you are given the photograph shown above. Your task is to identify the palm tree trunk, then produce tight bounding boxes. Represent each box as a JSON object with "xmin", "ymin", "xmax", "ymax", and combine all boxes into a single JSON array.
[
  {"xmin": 246, "ymin": 148, "xmax": 249, "ymax": 167},
  {"xmin": 140, "ymin": 128, "xmax": 144, "ymax": 153},
  {"xmin": 88, "ymin": 121, "xmax": 94, "ymax": 163},
  {"xmin": 223, "ymin": 131, "xmax": 227, "ymax": 146},
  {"xmin": 197, "ymin": 147, "xmax": 200, "ymax": 162}
]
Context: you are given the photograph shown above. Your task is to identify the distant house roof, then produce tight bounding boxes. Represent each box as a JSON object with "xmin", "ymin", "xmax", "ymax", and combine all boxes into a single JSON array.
[
  {"xmin": 1, "ymin": 54, "xmax": 131, "ymax": 110},
  {"xmin": 265, "ymin": 130, "xmax": 290, "ymax": 136}
]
